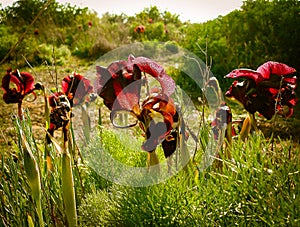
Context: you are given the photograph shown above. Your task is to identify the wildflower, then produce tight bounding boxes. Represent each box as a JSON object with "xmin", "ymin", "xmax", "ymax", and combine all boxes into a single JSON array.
[
  {"xmin": 211, "ymin": 102, "xmax": 233, "ymax": 141},
  {"xmin": 47, "ymin": 73, "xmax": 94, "ymax": 142},
  {"xmin": 225, "ymin": 61, "xmax": 297, "ymax": 120},
  {"xmin": 134, "ymin": 25, "xmax": 145, "ymax": 33},
  {"xmin": 2, "ymin": 68, "xmax": 37, "ymax": 104},
  {"xmin": 95, "ymin": 55, "xmax": 180, "ymax": 157},
  {"xmin": 62, "ymin": 73, "xmax": 94, "ymax": 107}
]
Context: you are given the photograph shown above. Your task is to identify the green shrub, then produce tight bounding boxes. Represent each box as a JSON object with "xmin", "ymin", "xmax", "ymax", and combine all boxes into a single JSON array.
[
  {"xmin": 33, "ymin": 43, "xmax": 71, "ymax": 65},
  {"xmin": 0, "ymin": 25, "xmax": 18, "ymax": 61}
]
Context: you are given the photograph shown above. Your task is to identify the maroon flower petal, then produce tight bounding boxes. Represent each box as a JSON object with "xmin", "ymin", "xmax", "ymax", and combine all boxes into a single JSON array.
[
  {"xmin": 95, "ymin": 66, "xmax": 116, "ymax": 110},
  {"xmin": 18, "ymin": 71, "xmax": 35, "ymax": 94},
  {"xmin": 62, "ymin": 73, "xmax": 93, "ymax": 106},
  {"xmin": 2, "ymin": 69, "xmax": 35, "ymax": 103},
  {"xmin": 225, "ymin": 69, "xmax": 263, "ymax": 84},
  {"xmin": 128, "ymin": 56, "xmax": 176, "ymax": 96},
  {"xmin": 257, "ymin": 61, "xmax": 296, "ymax": 80}
]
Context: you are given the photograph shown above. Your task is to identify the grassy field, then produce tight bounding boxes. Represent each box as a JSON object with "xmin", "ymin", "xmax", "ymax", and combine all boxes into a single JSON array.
[{"xmin": 0, "ymin": 57, "xmax": 299, "ymax": 226}]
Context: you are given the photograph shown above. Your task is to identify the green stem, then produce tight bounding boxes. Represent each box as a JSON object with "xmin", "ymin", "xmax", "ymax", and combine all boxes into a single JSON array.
[{"xmin": 81, "ymin": 105, "xmax": 91, "ymax": 143}]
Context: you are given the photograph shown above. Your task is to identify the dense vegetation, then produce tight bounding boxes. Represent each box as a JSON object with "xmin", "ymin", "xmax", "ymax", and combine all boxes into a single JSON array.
[
  {"xmin": 0, "ymin": 0, "xmax": 299, "ymax": 226},
  {"xmin": 1, "ymin": 0, "xmax": 300, "ymax": 90}
]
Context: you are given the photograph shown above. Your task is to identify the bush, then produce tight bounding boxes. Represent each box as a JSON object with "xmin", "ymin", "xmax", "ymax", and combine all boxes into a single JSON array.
[
  {"xmin": 33, "ymin": 44, "xmax": 71, "ymax": 65},
  {"xmin": 0, "ymin": 25, "xmax": 18, "ymax": 61}
]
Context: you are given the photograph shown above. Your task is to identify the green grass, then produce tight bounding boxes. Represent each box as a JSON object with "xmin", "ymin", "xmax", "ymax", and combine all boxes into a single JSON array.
[
  {"xmin": 0, "ymin": 62, "xmax": 299, "ymax": 226},
  {"xmin": 0, "ymin": 107, "xmax": 299, "ymax": 226},
  {"xmin": 78, "ymin": 131, "xmax": 299, "ymax": 226}
]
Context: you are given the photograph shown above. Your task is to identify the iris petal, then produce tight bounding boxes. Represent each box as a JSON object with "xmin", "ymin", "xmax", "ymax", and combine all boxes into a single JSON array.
[{"xmin": 257, "ymin": 61, "xmax": 296, "ymax": 80}]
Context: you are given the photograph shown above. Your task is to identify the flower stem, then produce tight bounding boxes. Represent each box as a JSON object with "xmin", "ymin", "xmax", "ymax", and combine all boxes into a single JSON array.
[{"xmin": 18, "ymin": 102, "xmax": 23, "ymax": 120}]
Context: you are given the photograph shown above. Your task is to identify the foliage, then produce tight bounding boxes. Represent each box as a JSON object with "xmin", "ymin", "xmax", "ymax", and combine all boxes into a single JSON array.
[
  {"xmin": 0, "ymin": 1, "xmax": 300, "ymax": 225},
  {"xmin": 181, "ymin": 0, "xmax": 300, "ymax": 90},
  {"xmin": 1, "ymin": 0, "xmax": 299, "ymax": 90},
  {"xmin": 0, "ymin": 25, "xmax": 18, "ymax": 61}
]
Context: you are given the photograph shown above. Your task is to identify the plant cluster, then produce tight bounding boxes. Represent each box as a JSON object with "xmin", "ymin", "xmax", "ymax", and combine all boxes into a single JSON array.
[{"xmin": 1, "ymin": 52, "xmax": 298, "ymax": 225}]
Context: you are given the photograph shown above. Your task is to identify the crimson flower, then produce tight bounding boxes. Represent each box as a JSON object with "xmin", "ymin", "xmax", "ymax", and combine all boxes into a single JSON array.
[
  {"xmin": 211, "ymin": 103, "xmax": 233, "ymax": 141},
  {"xmin": 134, "ymin": 25, "xmax": 145, "ymax": 33},
  {"xmin": 2, "ymin": 68, "xmax": 37, "ymax": 104},
  {"xmin": 225, "ymin": 61, "xmax": 297, "ymax": 120},
  {"xmin": 47, "ymin": 92, "xmax": 71, "ymax": 143},
  {"xmin": 62, "ymin": 73, "xmax": 94, "ymax": 107},
  {"xmin": 47, "ymin": 73, "xmax": 94, "ymax": 143},
  {"xmin": 95, "ymin": 55, "xmax": 175, "ymax": 111},
  {"xmin": 136, "ymin": 93, "xmax": 179, "ymax": 156},
  {"xmin": 95, "ymin": 55, "xmax": 179, "ymax": 157}
]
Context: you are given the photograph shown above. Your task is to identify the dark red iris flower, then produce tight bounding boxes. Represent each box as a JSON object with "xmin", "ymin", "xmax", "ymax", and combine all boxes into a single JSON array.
[
  {"xmin": 47, "ymin": 92, "xmax": 71, "ymax": 143},
  {"xmin": 2, "ymin": 68, "xmax": 36, "ymax": 104},
  {"xmin": 225, "ymin": 61, "xmax": 297, "ymax": 120},
  {"xmin": 95, "ymin": 55, "xmax": 179, "ymax": 157},
  {"xmin": 211, "ymin": 103, "xmax": 233, "ymax": 140},
  {"xmin": 95, "ymin": 55, "xmax": 175, "ymax": 111},
  {"xmin": 62, "ymin": 73, "xmax": 94, "ymax": 107},
  {"xmin": 137, "ymin": 93, "xmax": 179, "ymax": 156},
  {"xmin": 134, "ymin": 25, "xmax": 145, "ymax": 33},
  {"xmin": 46, "ymin": 73, "xmax": 93, "ymax": 143}
]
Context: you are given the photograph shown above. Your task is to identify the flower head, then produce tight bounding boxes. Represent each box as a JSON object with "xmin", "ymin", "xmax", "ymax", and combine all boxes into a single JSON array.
[
  {"xmin": 2, "ymin": 68, "xmax": 37, "ymax": 104},
  {"xmin": 47, "ymin": 92, "xmax": 71, "ymax": 143},
  {"xmin": 225, "ymin": 61, "xmax": 297, "ymax": 119},
  {"xmin": 96, "ymin": 55, "xmax": 179, "ymax": 157},
  {"xmin": 211, "ymin": 103, "xmax": 233, "ymax": 140},
  {"xmin": 62, "ymin": 73, "xmax": 94, "ymax": 107},
  {"xmin": 134, "ymin": 25, "xmax": 145, "ymax": 33}
]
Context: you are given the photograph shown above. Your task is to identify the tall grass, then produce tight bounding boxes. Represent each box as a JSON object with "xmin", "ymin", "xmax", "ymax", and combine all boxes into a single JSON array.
[
  {"xmin": 0, "ymin": 108, "xmax": 299, "ymax": 226},
  {"xmin": 78, "ymin": 132, "xmax": 299, "ymax": 226}
]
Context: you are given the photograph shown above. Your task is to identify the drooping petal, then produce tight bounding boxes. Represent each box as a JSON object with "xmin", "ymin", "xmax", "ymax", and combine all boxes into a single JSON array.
[
  {"xmin": 129, "ymin": 56, "xmax": 176, "ymax": 96},
  {"xmin": 225, "ymin": 80, "xmax": 251, "ymax": 107},
  {"xmin": 257, "ymin": 61, "xmax": 296, "ymax": 80},
  {"xmin": 18, "ymin": 71, "xmax": 35, "ymax": 95},
  {"xmin": 162, "ymin": 130, "xmax": 178, "ymax": 158}
]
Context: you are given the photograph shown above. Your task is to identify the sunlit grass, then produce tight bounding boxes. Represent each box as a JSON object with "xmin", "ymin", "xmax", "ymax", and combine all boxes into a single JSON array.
[
  {"xmin": 78, "ymin": 132, "xmax": 299, "ymax": 226},
  {"xmin": 0, "ymin": 107, "xmax": 299, "ymax": 226}
]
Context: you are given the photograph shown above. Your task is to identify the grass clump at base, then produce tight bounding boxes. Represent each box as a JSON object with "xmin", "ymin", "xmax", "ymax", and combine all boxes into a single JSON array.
[{"xmin": 78, "ymin": 133, "xmax": 299, "ymax": 226}]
